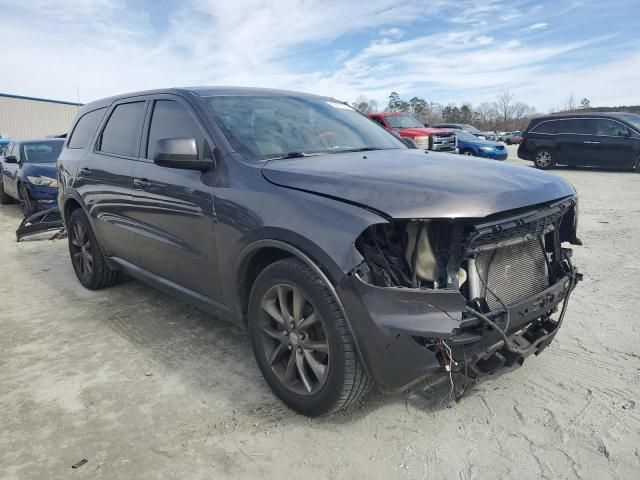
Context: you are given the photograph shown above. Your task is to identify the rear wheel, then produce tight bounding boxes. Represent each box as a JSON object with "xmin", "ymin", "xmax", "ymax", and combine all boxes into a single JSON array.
[
  {"xmin": 505, "ymin": 139, "xmax": 512, "ymax": 145},
  {"xmin": 0, "ymin": 178, "xmax": 14, "ymax": 204},
  {"xmin": 534, "ymin": 148, "xmax": 556, "ymax": 170},
  {"xmin": 18, "ymin": 183, "xmax": 37, "ymax": 217},
  {"xmin": 67, "ymin": 209, "xmax": 120, "ymax": 289},
  {"xmin": 248, "ymin": 258, "xmax": 371, "ymax": 416}
]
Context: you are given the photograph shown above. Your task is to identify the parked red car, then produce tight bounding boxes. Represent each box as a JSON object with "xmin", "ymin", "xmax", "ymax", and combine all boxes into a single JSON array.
[{"xmin": 368, "ymin": 112, "xmax": 457, "ymax": 152}]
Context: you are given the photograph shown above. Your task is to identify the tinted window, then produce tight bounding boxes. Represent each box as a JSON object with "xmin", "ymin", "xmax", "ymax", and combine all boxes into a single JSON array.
[
  {"xmin": 68, "ymin": 108, "xmax": 107, "ymax": 149},
  {"xmin": 21, "ymin": 141, "xmax": 64, "ymax": 163},
  {"xmin": 596, "ymin": 119, "xmax": 629, "ymax": 136},
  {"xmin": 532, "ymin": 120, "xmax": 557, "ymax": 134},
  {"xmin": 147, "ymin": 100, "xmax": 206, "ymax": 160},
  {"xmin": 558, "ymin": 119, "xmax": 595, "ymax": 135},
  {"xmin": 98, "ymin": 102, "xmax": 145, "ymax": 157}
]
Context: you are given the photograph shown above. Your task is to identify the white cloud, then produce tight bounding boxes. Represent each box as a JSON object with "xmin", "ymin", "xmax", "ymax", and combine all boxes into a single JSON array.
[
  {"xmin": 0, "ymin": 0, "xmax": 638, "ymax": 112},
  {"xmin": 527, "ymin": 22, "xmax": 549, "ymax": 30}
]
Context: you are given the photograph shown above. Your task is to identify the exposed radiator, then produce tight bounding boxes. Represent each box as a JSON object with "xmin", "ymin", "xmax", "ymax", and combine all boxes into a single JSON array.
[{"xmin": 474, "ymin": 238, "xmax": 549, "ymax": 310}]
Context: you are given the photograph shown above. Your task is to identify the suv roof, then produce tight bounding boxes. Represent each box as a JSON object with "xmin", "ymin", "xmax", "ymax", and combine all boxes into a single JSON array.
[{"xmin": 78, "ymin": 87, "xmax": 329, "ymax": 115}]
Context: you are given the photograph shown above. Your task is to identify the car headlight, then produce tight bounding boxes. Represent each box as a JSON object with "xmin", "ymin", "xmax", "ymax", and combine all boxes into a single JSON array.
[
  {"xmin": 26, "ymin": 175, "xmax": 58, "ymax": 187},
  {"xmin": 479, "ymin": 146, "xmax": 494, "ymax": 152},
  {"xmin": 413, "ymin": 136, "xmax": 430, "ymax": 147}
]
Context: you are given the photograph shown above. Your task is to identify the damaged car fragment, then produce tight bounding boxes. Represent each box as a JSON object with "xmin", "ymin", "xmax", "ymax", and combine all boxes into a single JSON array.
[{"xmin": 57, "ymin": 87, "xmax": 581, "ymax": 416}]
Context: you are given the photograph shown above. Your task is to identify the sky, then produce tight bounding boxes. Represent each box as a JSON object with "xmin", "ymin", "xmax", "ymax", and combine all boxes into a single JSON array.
[{"xmin": 1, "ymin": 0, "xmax": 639, "ymax": 112}]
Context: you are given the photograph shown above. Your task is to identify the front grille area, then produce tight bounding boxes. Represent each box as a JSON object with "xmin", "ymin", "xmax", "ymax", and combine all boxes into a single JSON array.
[
  {"xmin": 494, "ymin": 145, "xmax": 505, "ymax": 151},
  {"xmin": 475, "ymin": 238, "xmax": 549, "ymax": 310},
  {"xmin": 471, "ymin": 210, "xmax": 564, "ymax": 248},
  {"xmin": 430, "ymin": 133, "xmax": 457, "ymax": 151}
]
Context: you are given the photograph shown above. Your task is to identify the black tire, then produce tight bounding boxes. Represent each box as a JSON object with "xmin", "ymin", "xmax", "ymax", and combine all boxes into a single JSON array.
[
  {"xmin": 248, "ymin": 258, "xmax": 372, "ymax": 416},
  {"xmin": 505, "ymin": 139, "xmax": 512, "ymax": 145},
  {"xmin": 461, "ymin": 149, "xmax": 475, "ymax": 157},
  {"xmin": 67, "ymin": 208, "xmax": 120, "ymax": 290},
  {"xmin": 18, "ymin": 183, "xmax": 37, "ymax": 217},
  {"xmin": 0, "ymin": 178, "xmax": 15, "ymax": 205},
  {"xmin": 533, "ymin": 148, "xmax": 556, "ymax": 170},
  {"xmin": 634, "ymin": 156, "xmax": 640, "ymax": 173}
]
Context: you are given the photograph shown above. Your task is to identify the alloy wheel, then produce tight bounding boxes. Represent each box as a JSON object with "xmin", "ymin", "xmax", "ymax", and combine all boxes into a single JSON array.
[
  {"xmin": 258, "ymin": 284, "xmax": 330, "ymax": 395},
  {"xmin": 463, "ymin": 151, "xmax": 474, "ymax": 156},
  {"xmin": 69, "ymin": 220, "xmax": 94, "ymax": 278},
  {"xmin": 535, "ymin": 150, "xmax": 552, "ymax": 168},
  {"xmin": 19, "ymin": 185, "xmax": 33, "ymax": 216}
]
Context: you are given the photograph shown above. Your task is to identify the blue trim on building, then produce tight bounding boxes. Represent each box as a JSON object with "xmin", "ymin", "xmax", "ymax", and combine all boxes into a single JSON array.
[{"xmin": 0, "ymin": 92, "xmax": 83, "ymax": 106}]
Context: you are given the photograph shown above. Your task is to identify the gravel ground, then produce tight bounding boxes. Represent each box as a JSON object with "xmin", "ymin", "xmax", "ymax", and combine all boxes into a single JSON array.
[{"xmin": 1, "ymin": 145, "xmax": 639, "ymax": 479}]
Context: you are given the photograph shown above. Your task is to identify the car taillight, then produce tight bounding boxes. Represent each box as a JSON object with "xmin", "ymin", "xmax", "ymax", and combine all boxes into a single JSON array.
[{"xmin": 519, "ymin": 135, "xmax": 526, "ymax": 144}]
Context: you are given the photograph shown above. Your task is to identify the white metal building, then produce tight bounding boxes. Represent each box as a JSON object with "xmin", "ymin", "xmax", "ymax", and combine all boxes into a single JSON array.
[{"xmin": 0, "ymin": 93, "xmax": 80, "ymax": 140}]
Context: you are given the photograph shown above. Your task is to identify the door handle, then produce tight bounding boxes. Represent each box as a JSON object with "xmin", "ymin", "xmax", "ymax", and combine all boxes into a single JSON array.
[
  {"xmin": 583, "ymin": 141, "xmax": 601, "ymax": 144},
  {"xmin": 133, "ymin": 178, "xmax": 152, "ymax": 188}
]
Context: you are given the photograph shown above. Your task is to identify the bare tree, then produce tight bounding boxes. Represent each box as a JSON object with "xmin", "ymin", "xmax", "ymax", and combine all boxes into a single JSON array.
[
  {"xmin": 564, "ymin": 94, "xmax": 577, "ymax": 111},
  {"xmin": 352, "ymin": 95, "xmax": 378, "ymax": 114},
  {"xmin": 580, "ymin": 97, "xmax": 591, "ymax": 109},
  {"xmin": 495, "ymin": 89, "xmax": 515, "ymax": 128}
]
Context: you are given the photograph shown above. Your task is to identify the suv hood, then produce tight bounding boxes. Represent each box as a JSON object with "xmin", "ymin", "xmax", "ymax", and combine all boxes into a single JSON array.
[{"xmin": 261, "ymin": 149, "xmax": 575, "ymax": 219}]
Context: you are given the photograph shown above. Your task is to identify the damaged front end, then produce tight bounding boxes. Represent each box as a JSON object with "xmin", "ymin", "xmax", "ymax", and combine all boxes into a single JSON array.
[{"xmin": 337, "ymin": 196, "xmax": 582, "ymax": 392}]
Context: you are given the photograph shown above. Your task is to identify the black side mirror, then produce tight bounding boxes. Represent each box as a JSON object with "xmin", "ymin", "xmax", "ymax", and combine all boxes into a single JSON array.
[
  {"xmin": 153, "ymin": 138, "xmax": 213, "ymax": 171},
  {"xmin": 4, "ymin": 155, "xmax": 18, "ymax": 164}
]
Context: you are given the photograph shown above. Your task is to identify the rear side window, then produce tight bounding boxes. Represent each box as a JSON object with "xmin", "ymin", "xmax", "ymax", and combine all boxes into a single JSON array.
[
  {"xmin": 596, "ymin": 119, "xmax": 628, "ymax": 137},
  {"xmin": 146, "ymin": 100, "xmax": 206, "ymax": 160},
  {"xmin": 98, "ymin": 102, "xmax": 145, "ymax": 157},
  {"xmin": 558, "ymin": 119, "xmax": 595, "ymax": 135},
  {"xmin": 68, "ymin": 108, "xmax": 107, "ymax": 149},
  {"xmin": 531, "ymin": 121, "xmax": 557, "ymax": 134}
]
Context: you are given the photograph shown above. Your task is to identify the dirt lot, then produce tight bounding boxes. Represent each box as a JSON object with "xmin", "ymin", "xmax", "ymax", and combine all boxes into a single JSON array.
[{"xmin": 1, "ymin": 146, "xmax": 639, "ymax": 480}]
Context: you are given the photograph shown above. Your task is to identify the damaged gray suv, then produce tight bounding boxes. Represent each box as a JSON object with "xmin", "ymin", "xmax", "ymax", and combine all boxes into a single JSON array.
[{"xmin": 57, "ymin": 87, "xmax": 582, "ymax": 416}]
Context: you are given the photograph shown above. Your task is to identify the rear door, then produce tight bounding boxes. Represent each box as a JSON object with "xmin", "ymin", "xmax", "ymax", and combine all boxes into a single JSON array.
[
  {"xmin": 76, "ymin": 99, "xmax": 146, "ymax": 264},
  {"xmin": 593, "ymin": 118, "xmax": 635, "ymax": 169},
  {"xmin": 555, "ymin": 118, "xmax": 596, "ymax": 165},
  {"xmin": 129, "ymin": 95, "xmax": 220, "ymax": 299}
]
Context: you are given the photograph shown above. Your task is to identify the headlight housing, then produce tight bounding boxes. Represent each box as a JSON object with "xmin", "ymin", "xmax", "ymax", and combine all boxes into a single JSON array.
[
  {"xmin": 479, "ymin": 146, "xmax": 494, "ymax": 152},
  {"xmin": 26, "ymin": 175, "xmax": 58, "ymax": 187},
  {"xmin": 413, "ymin": 136, "xmax": 430, "ymax": 148}
]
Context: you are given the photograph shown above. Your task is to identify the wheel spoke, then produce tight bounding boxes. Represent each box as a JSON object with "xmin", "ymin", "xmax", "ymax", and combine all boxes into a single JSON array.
[
  {"xmin": 268, "ymin": 342, "xmax": 287, "ymax": 366},
  {"xmin": 298, "ymin": 311, "xmax": 320, "ymax": 331},
  {"xmin": 295, "ymin": 350, "xmax": 313, "ymax": 393},
  {"xmin": 261, "ymin": 324, "xmax": 284, "ymax": 341},
  {"xmin": 71, "ymin": 237, "xmax": 82, "ymax": 247},
  {"xmin": 303, "ymin": 349, "xmax": 328, "ymax": 383},
  {"xmin": 277, "ymin": 285, "xmax": 292, "ymax": 323},
  {"xmin": 283, "ymin": 351, "xmax": 296, "ymax": 383},
  {"xmin": 261, "ymin": 298, "xmax": 285, "ymax": 325},
  {"xmin": 303, "ymin": 341, "xmax": 329, "ymax": 354},
  {"xmin": 292, "ymin": 287, "xmax": 304, "ymax": 323}
]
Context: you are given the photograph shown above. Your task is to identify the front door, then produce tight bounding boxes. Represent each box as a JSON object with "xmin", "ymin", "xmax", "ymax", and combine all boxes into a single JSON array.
[
  {"xmin": 591, "ymin": 119, "xmax": 636, "ymax": 169},
  {"xmin": 129, "ymin": 96, "xmax": 220, "ymax": 299}
]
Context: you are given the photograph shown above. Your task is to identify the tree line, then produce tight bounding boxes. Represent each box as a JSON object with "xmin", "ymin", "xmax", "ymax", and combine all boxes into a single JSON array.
[{"xmin": 351, "ymin": 90, "xmax": 638, "ymax": 132}]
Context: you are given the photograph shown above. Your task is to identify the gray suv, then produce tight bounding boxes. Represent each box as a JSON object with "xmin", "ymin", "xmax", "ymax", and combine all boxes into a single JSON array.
[{"xmin": 57, "ymin": 87, "xmax": 582, "ymax": 416}]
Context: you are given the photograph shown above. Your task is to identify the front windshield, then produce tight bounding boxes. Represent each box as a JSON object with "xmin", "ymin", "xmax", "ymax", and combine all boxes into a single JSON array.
[
  {"xmin": 460, "ymin": 124, "xmax": 482, "ymax": 134},
  {"xmin": 456, "ymin": 130, "xmax": 480, "ymax": 141},
  {"xmin": 385, "ymin": 115, "xmax": 423, "ymax": 129},
  {"xmin": 618, "ymin": 114, "xmax": 640, "ymax": 131},
  {"xmin": 21, "ymin": 141, "xmax": 63, "ymax": 163},
  {"xmin": 205, "ymin": 95, "xmax": 405, "ymax": 159}
]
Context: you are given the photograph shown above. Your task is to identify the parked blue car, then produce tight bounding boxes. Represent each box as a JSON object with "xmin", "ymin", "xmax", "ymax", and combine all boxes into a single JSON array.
[
  {"xmin": 0, "ymin": 139, "xmax": 64, "ymax": 216},
  {"xmin": 456, "ymin": 130, "xmax": 508, "ymax": 160}
]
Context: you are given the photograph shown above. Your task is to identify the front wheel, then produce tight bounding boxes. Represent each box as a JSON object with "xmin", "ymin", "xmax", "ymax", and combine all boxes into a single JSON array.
[
  {"xmin": 248, "ymin": 258, "xmax": 371, "ymax": 416},
  {"xmin": 18, "ymin": 184, "xmax": 37, "ymax": 217},
  {"xmin": 534, "ymin": 148, "xmax": 556, "ymax": 170},
  {"xmin": 461, "ymin": 149, "xmax": 475, "ymax": 157},
  {"xmin": 67, "ymin": 209, "xmax": 120, "ymax": 289}
]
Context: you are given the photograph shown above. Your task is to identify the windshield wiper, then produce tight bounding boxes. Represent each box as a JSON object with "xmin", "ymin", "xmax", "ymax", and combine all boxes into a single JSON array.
[
  {"xmin": 329, "ymin": 147, "xmax": 382, "ymax": 153},
  {"xmin": 268, "ymin": 151, "xmax": 321, "ymax": 160}
]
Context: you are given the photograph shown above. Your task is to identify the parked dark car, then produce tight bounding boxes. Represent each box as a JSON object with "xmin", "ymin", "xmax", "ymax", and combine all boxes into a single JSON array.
[
  {"xmin": 0, "ymin": 139, "xmax": 64, "ymax": 216},
  {"xmin": 432, "ymin": 123, "xmax": 498, "ymax": 141},
  {"xmin": 518, "ymin": 113, "xmax": 640, "ymax": 170},
  {"xmin": 57, "ymin": 87, "xmax": 581, "ymax": 416},
  {"xmin": 456, "ymin": 130, "xmax": 508, "ymax": 160}
]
